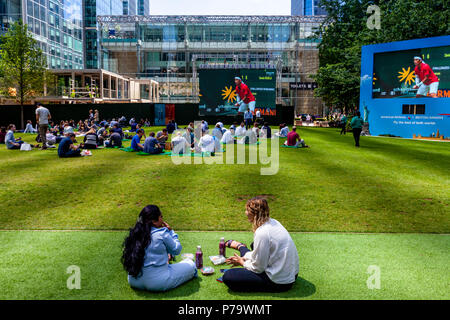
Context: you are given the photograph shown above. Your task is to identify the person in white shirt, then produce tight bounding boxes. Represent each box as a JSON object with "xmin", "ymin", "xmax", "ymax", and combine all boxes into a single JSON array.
[
  {"xmin": 221, "ymin": 128, "xmax": 234, "ymax": 144},
  {"xmin": 198, "ymin": 130, "xmax": 215, "ymax": 156},
  {"xmin": 235, "ymin": 122, "xmax": 246, "ymax": 137},
  {"xmin": 251, "ymin": 122, "xmax": 260, "ymax": 138},
  {"xmin": 223, "ymin": 197, "xmax": 299, "ymax": 292},
  {"xmin": 171, "ymin": 132, "xmax": 190, "ymax": 155}
]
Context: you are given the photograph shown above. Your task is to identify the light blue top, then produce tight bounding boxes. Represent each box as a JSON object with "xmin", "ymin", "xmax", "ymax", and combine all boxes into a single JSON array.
[
  {"xmin": 143, "ymin": 227, "xmax": 182, "ymax": 268},
  {"xmin": 5, "ymin": 130, "xmax": 17, "ymax": 149},
  {"xmin": 280, "ymin": 127, "xmax": 289, "ymax": 137},
  {"xmin": 244, "ymin": 110, "xmax": 253, "ymax": 120}
]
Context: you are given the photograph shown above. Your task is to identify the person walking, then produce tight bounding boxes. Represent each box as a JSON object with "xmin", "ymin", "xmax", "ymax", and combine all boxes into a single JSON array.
[
  {"xmin": 340, "ymin": 113, "xmax": 348, "ymax": 135},
  {"xmin": 350, "ymin": 111, "xmax": 364, "ymax": 147}
]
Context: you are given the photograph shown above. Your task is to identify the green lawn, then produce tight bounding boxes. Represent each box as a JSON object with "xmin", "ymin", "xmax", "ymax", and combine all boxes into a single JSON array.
[
  {"xmin": 0, "ymin": 127, "xmax": 448, "ymax": 233},
  {"xmin": 0, "ymin": 230, "xmax": 448, "ymax": 300}
]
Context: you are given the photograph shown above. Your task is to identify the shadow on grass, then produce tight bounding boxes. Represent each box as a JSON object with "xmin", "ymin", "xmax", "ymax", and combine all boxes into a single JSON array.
[
  {"xmin": 131, "ymin": 276, "xmax": 203, "ymax": 299},
  {"xmin": 226, "ymin": 277, "xmax": 316, "ymax": 299}
]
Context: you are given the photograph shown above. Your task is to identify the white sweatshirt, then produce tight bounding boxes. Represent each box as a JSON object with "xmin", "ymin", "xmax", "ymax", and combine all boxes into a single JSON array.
[{"xmin": 243, "ymin": 218, "xmax": 299, "ymax": 284}]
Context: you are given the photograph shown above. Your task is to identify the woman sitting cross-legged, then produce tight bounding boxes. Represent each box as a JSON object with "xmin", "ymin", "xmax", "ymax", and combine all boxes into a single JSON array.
[
  {"xmin": 223, "ymin": 197, "xmax": 299, "ymax": 292},
  {"xmin": 122, "ymin": 205, "xmax": 197, "ymax": 292}
]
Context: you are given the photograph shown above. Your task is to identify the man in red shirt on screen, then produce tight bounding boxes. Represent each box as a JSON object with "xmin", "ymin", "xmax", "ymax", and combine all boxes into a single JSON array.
[
  {"xmin": 234, "ymin": 77, "xmax": 256, "ymax": 114},
  {"xmin": 413, "ymin": 56, "xmax": 439, "ymax": 98}
]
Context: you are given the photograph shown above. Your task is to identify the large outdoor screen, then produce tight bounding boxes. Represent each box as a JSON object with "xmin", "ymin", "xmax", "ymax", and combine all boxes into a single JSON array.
[
  {"xmin": 198, "ymin": 69, "xmax": 276, "ymax": 116},
  {"xmin": 372, "ymin": 45, "xmax": 450, "ymax": 98}
]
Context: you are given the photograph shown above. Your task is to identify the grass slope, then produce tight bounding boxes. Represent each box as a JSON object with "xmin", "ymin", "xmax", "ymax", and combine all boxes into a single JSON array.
[
  {"xmin": 0, "ymin": 231, "xmax": 448, "ymax": 300},
  {"xmin": 0, "ymin": 127, "xmax": 448, "ymax": 232}
]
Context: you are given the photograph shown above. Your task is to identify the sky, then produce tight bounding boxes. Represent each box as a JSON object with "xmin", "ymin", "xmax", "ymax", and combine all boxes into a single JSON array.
[{"xmin": 149, "ymin": 0, "xmax": 291, "ymax": 16}]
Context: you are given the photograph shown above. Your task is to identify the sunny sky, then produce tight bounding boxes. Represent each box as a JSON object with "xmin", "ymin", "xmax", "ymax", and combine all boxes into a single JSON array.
[{"xmin": 149, "ymin": 0, "xmax": 291, "ymax": 16}]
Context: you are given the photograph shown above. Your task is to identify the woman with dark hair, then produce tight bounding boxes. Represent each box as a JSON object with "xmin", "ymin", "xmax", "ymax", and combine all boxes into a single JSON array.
[
  {"xmin": 223, "ymin": 197, "xmax": 299, "ymax": 292},
  {"xmin": 122, "ymin": 205, "xmax": 197, "ymax": 292}
]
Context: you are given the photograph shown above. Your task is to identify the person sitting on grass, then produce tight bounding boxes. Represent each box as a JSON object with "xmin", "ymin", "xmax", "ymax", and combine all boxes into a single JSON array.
[
  {"xmin": 183, "ymin": 127, "xmax": 195, "ymax": 149},
  {"xmin": 251, "ymin": 122, "xmax": 260, "ymax": 138},
  {"xmin": 166, "ymin": 120, "xmax": 176, "ymax": 134},
  {"xmin": 285, "ymin": 126, "xmax": 309, "ymax": 148},
  {"xmin": 156, "ymin": 128, "xmax": 169, "ymax": 149},
  {"xmin": 144, "ymin": 132, "xmax": 164, "ymax": 154},
  {"xmin": 131, "ymin": 129, "xmax": 145, "ymax": 152},
  {"xmin": 81, "ymin": 127, "xmax": 99, "ymax": 149},
  {"xmin": 57, "ymin": 133, "xmax": 81, "ymax": 158},
  {"xmin": 24, "ymin": 120, "xmax": 37, "ymax": 133},
  {"xmin": 111, "ymin": 123, "xmax": 124, "ymax": 138},
  {"xmin": 198, "ymin": 130, "xmax": 215, "ymax": 156},
  {"xmin": 260, "ymin": 122, "xmax": 271, "ymax": 139},
  {"xmin": 223, "ymin": 197, "xmax": 299, "ymax": 292},
  {"xmin": 5, "ymin": 124, "xmax": 24, "ymax": 149},
  {"xmin": 277, "ymin": 124, "xmax": 289, "ymax": 137},
  {"xmin": 105, "ymin": 129, "xmax": 122, "ymax": 148},
  {"xmin": 171, "ymin": 131, "xmax": 190, "ymax": 155},
  {"xmin": 122, "ymin": 205, "xmax": 197, "ymax": 292},
  {"xmin": 221, "ymin": 127, "xmax": 234, "ymax": 144},
  {"xmin": 235, "ymin": 122, "xmax": 246, "ymax": 137}
]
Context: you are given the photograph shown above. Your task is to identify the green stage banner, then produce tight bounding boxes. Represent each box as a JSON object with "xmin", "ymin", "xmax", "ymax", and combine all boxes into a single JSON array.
[{"xmin": 199, "ymin": 69, "xmax": 276, "ymax": 116}]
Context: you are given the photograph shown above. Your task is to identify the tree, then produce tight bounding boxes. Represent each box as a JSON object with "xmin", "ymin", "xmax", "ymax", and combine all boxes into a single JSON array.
[
  {"xmin": 0, "ymin": 21, "xmax": 50, "ymax": 129},
  {"xmin": 312, "ymin": 0, "xmax": 450, "ymax": 112}
]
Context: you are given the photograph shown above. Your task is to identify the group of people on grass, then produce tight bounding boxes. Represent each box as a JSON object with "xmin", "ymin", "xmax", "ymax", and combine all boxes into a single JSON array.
[{"xmin": 122, "ymin": 197, "xmax": 299, "ymax": 293}]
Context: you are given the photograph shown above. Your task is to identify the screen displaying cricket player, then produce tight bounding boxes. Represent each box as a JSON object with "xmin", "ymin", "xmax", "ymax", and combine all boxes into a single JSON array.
[
  {"xmin": 372, "ymin": 45, "xmax": 450, "ymax": 98},
  {"xmin": 198, "ymin": 69, "xmax": 276, "ymax": 116}
]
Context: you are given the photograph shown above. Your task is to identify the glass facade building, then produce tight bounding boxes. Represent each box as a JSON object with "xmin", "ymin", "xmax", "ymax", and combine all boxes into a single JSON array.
[
  {"xmin": 0, "ymin": 0, "xmax": 22, "ymax": 31},
  {"xmin": 1, "ymin": 0, "xmax": 84, "ymax": 69},
  {"xmin": 97, "ymin": 15, "xmax": 325, "ymax": 113},
  {"xmin": 291, "ymin": 0, "xmax": 327, "ymax": 16},
  {"xmin": 84, "ymin": 0, "xmax": 123, "ymax": 69},
  {"xmin": 123, "ymin": 0, "xmax": 137, "ymax": 15},
  {"xmin": 137, "ymin": 0, "xmax": 149, "ymax": 16}
]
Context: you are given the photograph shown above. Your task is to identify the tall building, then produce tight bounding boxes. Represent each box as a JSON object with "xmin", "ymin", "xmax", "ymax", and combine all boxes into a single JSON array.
[
  {"xmin": 0, "ymin": 0, "xmax": 22, "ymax": 31},
  {"xmin": 1, "ymin": 0, "xmax": 85, "ymax": 69},
  {"xmin": 137, "ymin": 0, "xmax": 149, "ymax": 15},
  {"xmin": 84, "ymin": 0, "xmax": 123, "ymax": 69},
  {"xmin": 291, "ymin": 0, "xmax": 327, "ymax": 16},
  {"xmin": 123, "ymin": 0, "xmax": 137, "ymax": 15}
]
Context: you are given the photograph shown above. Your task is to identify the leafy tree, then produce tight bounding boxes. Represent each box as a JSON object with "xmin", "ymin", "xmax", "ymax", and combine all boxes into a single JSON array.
[
  {"xmin": 0, "ymin": 21, "xmax": 50, "ymax": 129},
  {"xmin": 312, "ymin": 0, "xmax": 450, "ymax": 112}
]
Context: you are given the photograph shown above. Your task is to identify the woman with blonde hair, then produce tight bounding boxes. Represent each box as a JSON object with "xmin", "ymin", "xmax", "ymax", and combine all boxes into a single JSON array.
[{"xmin": 223, "ymin": 197, "xmax": 299, "ymax": 292}]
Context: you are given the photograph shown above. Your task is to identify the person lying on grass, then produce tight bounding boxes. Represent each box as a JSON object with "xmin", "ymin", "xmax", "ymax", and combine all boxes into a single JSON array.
[
  {"xmin": 285, "ymin": 126, "xmax": 309, "ymax": 148},
  {"xmin": 223, "ymin": 197, "xmax": 299, "ymax": 292},
  {"xmin": 57, "ymin": 133, "xmax": 81, "ymax": 158},
  {"xmin": 122, "ymin": 205, "xmax": 197, "ymax": 292}
]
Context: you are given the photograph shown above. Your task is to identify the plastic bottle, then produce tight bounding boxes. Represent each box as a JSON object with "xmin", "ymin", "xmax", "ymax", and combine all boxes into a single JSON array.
[
  {"xmin": 219, "ymin": 237, "xmax": 226, "ymax": 257},
  {"xmin": 195, "ymin": 245, "xmax": 203, "ymax": 269}
]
